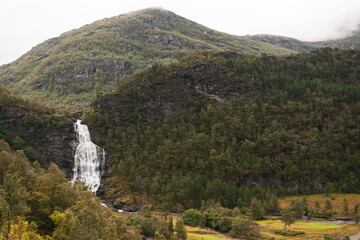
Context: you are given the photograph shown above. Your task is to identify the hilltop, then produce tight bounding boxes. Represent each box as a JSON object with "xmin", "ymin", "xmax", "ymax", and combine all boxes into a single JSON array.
[{"xmin": 0, "ymin": 8, "xmax": 292, "ymax": 110}]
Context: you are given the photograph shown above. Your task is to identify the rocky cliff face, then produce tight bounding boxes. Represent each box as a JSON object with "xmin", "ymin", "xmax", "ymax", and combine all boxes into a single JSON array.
[{"xmin": 0, "ymin": 105, "xmax": 77, "ymax": 178}]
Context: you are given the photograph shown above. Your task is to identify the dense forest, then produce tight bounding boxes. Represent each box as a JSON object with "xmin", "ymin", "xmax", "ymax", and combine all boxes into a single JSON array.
[{"xmin": 84, "ymin": 48, "xmax": 360, "ymax": 210}]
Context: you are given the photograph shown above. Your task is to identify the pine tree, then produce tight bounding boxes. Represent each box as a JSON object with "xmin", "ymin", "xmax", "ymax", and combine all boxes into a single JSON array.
[
  {"xmin": 325, "ymin": 200, "xmax": 332, "ymax": 211},
  {"xmin": 250, "ymin": 198, "xmax": 264, "ymax": 220},
  {"xmin": 343, "ymin": 199, "xmax": 349, "ymax": 216},
  {"xmin": 315, "ymin": 201, "xmax": 321, "ymax": 213},
  {"xmin": 168, "ymin": 216, "xmax": 174, "ymax": 234},
  {"xmin": 175, "ymin": 220, "xmax": 187, "ymax": 240},
  {"xmin": 302, "ymin": 198, "xmax": 309, "ymax": 215}
]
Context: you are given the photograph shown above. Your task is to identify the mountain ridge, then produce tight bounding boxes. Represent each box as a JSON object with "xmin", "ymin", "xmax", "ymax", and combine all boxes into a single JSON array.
[{"xmin": 0, "ymin": 8, "xmax": 293, "ymax": 110}]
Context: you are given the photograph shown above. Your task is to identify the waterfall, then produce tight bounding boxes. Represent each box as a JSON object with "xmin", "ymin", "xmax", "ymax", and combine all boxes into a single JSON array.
[{"xmin": 72, "ymin": 119, "xmax": 105, "ymax": 193}]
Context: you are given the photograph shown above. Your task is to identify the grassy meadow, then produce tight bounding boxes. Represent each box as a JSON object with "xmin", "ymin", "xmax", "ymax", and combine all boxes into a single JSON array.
[
  {"xmin": 184, "ymin": 220, "xmax": 360, "ymax": 240},
  {"xmin": 185, "ymin": 225, "xmax": 235, "ymax": 240},
  {"xmin": 179, "ymin": 194, "xmax": 360, "ymax": 240},
  {"xmin": 256, "ymin": 219, "xmax": 359, "ymax": 240}
]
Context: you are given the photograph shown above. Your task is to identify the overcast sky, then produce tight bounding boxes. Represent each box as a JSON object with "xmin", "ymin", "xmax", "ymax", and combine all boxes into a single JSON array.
[{"xmin": 1, "ymin": 0, "xmax": 360, "ymax": 65}]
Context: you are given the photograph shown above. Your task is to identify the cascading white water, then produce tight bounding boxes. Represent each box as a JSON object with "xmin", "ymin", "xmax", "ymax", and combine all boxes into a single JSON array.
[{"xmin": 72, "ymin": 119, "xmax": 105, "ymax": 194}]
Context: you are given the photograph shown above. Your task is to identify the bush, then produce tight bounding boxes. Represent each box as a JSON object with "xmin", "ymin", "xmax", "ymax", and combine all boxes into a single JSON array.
[
  {"xmin": 355, "ymin": 213, "xmax": 360, "ymax": 224},
  {"xmin": 23, "ymin": 146, "xmax": 40, "ymax": 163},
  {"xmin": 275, "ymin": 230, "xmax": 304, "ymax": 236},
  {"xmin": 140, "ymin": 217, "xmax": 171, "ymax": 238},
  {"xmin": 218, "ymin": 216, "xmax": 232, "ymax": 232},
  {"xmin": 182, "ymin": 209, "xmax": 202, "ymax": 227},
  {"xmin": 324, "ymin": 235, "xmax": 334, "ymax": 240},
  {"xmin": 230, "ymin": 217, "xmax": 260, "ymax": 240},
  {"xmin": 12, "ymin": 136, "xmax": 25, "ymax": 150},
  {"xmin": 175, "ymin": 220, "xmax": 187, "ymax": 240}
]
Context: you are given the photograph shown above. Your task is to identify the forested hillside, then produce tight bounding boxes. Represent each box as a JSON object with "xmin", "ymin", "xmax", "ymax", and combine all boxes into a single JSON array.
[
  {"xmin": 84, "ymin": 48, "xmax": 360, "ymax": 210},
  {"xmin": 0, "ymin": 85, "xmax": 184, "ymax": 239},
  {"xmin": 0, "ymin": 8, "xmax": 292, "ymax": 110}
]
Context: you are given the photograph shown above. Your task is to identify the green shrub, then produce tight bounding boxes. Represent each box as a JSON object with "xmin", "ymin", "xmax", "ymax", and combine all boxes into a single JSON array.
[
  {"xmin": 230, "ymin": 217, "xmax": 260, "ymax": 240},
  {"xmin": 23, "ymin": 146, "xmax": 40, "ymax": 163},
  {"xmin": 182, "ymin": 209, "xmax": 202, "ymax": 227},
  {"xmin": 275, "ymin": 230, "xmax": 305, "ymax": 236},
  {"xmin": 12, "ymin": 136, "xmax": 25, "ymax": 150},
  {"xmin": 218, "ymin": 216, "xmax": 232, "ymax": 232},
  {"xmin": 355, "ymin": 212, "xmax": 360, "ymax": 224}
]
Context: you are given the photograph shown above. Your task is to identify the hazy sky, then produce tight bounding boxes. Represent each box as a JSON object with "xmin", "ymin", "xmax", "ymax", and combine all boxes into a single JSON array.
[{"xmin": 1, "ymin": 0, "xmax": 360, "ymax": 65}]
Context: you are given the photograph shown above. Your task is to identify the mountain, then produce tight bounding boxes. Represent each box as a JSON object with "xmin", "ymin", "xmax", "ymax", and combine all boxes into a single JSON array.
[
  {"xmin": 0, "ymin": 8, "xmax": 293, "ymax": 110},
  {"xmin": 245, "ymin": 27, "xmax": 360, "ymax": 52},
  {"xmin": 84, "ymin": 48, "xmax": 360, "ymax": 210}
]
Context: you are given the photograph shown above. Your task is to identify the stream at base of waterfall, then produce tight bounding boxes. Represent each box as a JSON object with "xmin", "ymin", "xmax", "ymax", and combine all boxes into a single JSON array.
[{"xmin": 72, "ymin": 119, "xmax": 105, "ymax": 194}]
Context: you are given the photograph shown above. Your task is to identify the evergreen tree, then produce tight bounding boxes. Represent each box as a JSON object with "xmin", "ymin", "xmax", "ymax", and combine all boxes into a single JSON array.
[
  {"xmin": 175, "ymin": 220, "xmax": 187, "ymax": 240},
  {"xmin": 354, "ymin": 213, "xmax": 360, "ymax": 224},
  {"xmin": 315, "ymin": 201, "xmax": 321, "ymax": 213},
  {"xmin": 250, "ymin": 198, "xmax": 264, "ymax": 220},
  {"xmin": 343, "ymin": 199, "xmax": 349, "ymax": 216},
  {"xmin": 302, "ymin": 198, "xmax": 309, "ymax": 216},
  {"xmin": 168, "ymin": 216, "xmax": 174, "ymax": 234},
  {"xmin": 291, "ymin": 199, "xmax": 304, "ymax": 219},
  {"xmin": 325, "ymin": 200, "xmax": 332, "ymax": 211},
  {"xmin": 354, "ymin": 203, "xmax": 360, "ymax": 214}
]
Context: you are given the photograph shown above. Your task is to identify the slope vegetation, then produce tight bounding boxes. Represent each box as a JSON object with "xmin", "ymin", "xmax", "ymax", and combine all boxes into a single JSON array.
[
  {"xmin": 84, "ymin": 48, "xmax": 360, "ymax": 209},
  {"xmin": 0, "ymin": 8, "xmax": 292, "ymax": 109}
]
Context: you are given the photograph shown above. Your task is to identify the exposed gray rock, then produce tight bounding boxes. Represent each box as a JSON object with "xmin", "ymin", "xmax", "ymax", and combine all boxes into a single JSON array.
[{"xmin": 0, "ymin": 105, "xmax": 77, "ymax": 178}]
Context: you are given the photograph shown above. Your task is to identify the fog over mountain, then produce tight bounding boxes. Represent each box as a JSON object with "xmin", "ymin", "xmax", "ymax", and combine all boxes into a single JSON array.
[{"xmin": 1, "ymin": 0, "xmax": 359, "ymax": 65}]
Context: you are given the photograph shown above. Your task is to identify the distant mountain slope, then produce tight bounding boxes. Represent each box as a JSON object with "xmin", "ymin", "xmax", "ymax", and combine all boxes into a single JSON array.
[
  {"xmin": 320, "ymin": 30, "xmax": 360, "ymax": 49},
  {"xmin": 245, "ymin": 34, "xmax": 320, "ymax": 52},
  {"xmin": 0, "ymin": 8, "xmax": 292, "ymax": 110},
  {"xmin": 246, "ymin": 27, "xmax": 360, "ymax": 52}
]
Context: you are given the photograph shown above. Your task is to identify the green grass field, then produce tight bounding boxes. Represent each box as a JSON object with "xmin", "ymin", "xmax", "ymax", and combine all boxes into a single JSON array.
[
  {"xmin": 185, "ymin": 220, "xmax": 360, "ymax": 240},
  {"xmin": 185, "ymin": 226, "xmax": 233, "ymax": 240},
  {"xmin": 180, "ymin": 194, "xmax": 360, "ymax": 239},
  {"xmin": 256, "ymin": 219, "xmax": 360, "ymax": 239}
]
